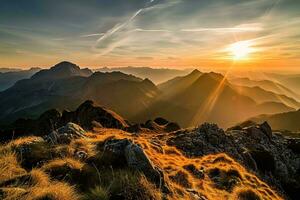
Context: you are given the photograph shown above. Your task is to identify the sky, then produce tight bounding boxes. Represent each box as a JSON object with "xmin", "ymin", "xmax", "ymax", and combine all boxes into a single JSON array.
[{"xmin": 0, "ymin": 0, "xmax": 299, "ymax": 70}]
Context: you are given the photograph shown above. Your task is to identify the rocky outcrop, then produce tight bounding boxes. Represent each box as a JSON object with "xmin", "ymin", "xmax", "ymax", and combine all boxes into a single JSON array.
[
  {"xmin": 45, "ymin": 122, "xmax": 86, "ymax": 144},
  {"xmin": 61, "ymin": 100, "xmax": 129, "ymax": 130},
  {"xmin": 98, "ymin": 138, "xmax": 168, "ymax": 192},
  {"xmin": 167, "ymin": 122, "xmax": 300, "ymax": 199},
  {"xmin": 1, "ymin": 100, "xmax": 129, "ymax": 140}
]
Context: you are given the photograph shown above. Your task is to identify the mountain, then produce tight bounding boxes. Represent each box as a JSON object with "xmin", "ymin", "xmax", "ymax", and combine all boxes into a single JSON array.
[
  {"xmin": 137, "ymin": 72, "xmax": 294, "ymax": 128},
  {"xmin": 158, "ymin": 69, "xmax": 203, "ymax": 97},
  {"xmin": 234, "ymin": 85, "xmax": 300, "ymax": 109},
  {"xmin": 229, "ymin": 77, "xmax": 300, "ymax": 101},
  {"xmin": 0, "ymin": 67, "xmax": 41, "ymax": 91},
  {"xmin": 0, "ymin": 62, "xmax": 159, "ymax": 124},
  {"xmin": 247, "ymin": 109, "xmax": 300, "ymax": 131},
  {"xmin": 96, "ymin": 66, "xmax": 193, "ymax": 84},
  {"xmin": 0, "ymin": 68, "xmax": 22, "ymax": 73},
  {"xmin": 268, "ymin": 73, "xmax": 300, "ymax": 94},
  {"xmin": 0, "ymin": 102, "xmax": 298, "ymax": 199},
  {"xmin": 31, "ymin": 61, "xmax": 92, "ymax": 80}
]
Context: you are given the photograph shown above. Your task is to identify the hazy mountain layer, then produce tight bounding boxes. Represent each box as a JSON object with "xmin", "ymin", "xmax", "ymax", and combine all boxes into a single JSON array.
[
  {"xmin": 248, "ymin": 109, "xmax": 300, "ymax": 131},
  {"xmin": 0, "ymin": 67, "xmax": 41, "ymax": 91},
  {"xmin": 0, "ymin": 62, "xmax": 159, "ymax": 124},
  {"xmin": 97, "ymin": 66, "xmax": 192, "ymax": 84}
]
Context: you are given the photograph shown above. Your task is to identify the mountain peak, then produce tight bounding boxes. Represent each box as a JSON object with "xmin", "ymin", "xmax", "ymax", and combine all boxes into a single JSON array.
[
  {"xmin": 189, "ymin": 69, "xmax": 201, "ymax": 76},
  {"xmin": 52, "ymin": 61, "xmax": 80, "ymax": 71},
  {"xmin": 31, "ymin": 61, "xmax": 92, "ymax": 80}
]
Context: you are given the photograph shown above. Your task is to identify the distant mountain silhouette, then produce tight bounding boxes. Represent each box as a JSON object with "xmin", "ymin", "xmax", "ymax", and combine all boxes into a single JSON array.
[
  {"xmin": 158, "ymin": 69, "xmax": 202, "ymax": 98},
  {"xmin": 96, "ymin": 66, "xmax": 192, "ymax": 84},
  {"xmin": 266, "ymin": 73, "xmax": 300, "ymax": 95},
  {"xmin": 31, "ymin": 61, "xmax": 92, "ymax": 80},
  {"xmin": 0, "ymin": 62, "xmax": 159, "ymax": 124},
  {"xmin": 0, "ymin": 67, "xmax": 41, "ymax": 91},
  {"xmin": 230, "ymin": 77, "xmax": 300, "ymax": 101},
  {"xmin": 136, "ymin": 72, "xmax": 295, "ymax": 128},
  {"xmin": 0, "ymin": 62, "xmax": 296, "ymax": 129},
  {"xmin": 234, "ymin": 85, "xmax": 300, "ymax": 109},
  {"xmin": 244, "ymin": 109, "xmax": 300, "ymax": 131}
]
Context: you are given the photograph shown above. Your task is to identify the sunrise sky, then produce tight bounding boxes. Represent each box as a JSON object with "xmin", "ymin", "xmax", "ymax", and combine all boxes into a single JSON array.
[{"xmin": 0, "ymin": 0, "xmax": 299, "ymax": 70}]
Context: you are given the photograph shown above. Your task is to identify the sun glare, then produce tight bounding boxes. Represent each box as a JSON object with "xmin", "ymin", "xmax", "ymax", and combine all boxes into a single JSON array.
[{"xmin": 229, "ymin": 41, "xmax": 252, "ymax": 60}]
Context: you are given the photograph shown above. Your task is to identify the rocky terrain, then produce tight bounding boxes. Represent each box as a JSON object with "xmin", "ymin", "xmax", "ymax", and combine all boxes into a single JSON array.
[{"xmin": 0, "ymin": 101, "xmax": 299, "ymax": 200}]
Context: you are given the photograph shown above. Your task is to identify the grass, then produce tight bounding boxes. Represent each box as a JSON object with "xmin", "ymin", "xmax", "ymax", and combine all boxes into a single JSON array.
[{"xmin": 0, "ymin": 130, "xmax": 284, "ymax": 200}]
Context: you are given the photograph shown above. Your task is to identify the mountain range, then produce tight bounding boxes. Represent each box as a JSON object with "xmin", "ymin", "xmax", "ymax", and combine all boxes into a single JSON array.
[
  {"xmin": 96, "ymin": 66, "xmax": 192, "ymax": 84},
  {"xmin": 0, "ymin": 61, "xmax": 299, "ymax": 130},
  {"xmin": 0, "ymin": 67, "xmax": 41, "ymax": 91}
]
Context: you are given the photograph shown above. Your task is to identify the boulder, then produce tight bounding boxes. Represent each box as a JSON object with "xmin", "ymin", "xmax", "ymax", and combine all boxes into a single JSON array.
[
  {"xmin": 74, "ymin": 100, "xmax": 128, "ymax": 130},
  {"xmin": 125, "ymin": 143, "xmax": 164, "ymax": 188},
  {"xmin": 164, "ymin": 122, "xmax": 181, "ymax": 132},
  {"xmin": 259, "ymin": 121, "xmax": 272, "ymax": 139},
  {"xmin": 154, "ymin": 117, "xmax": 169, "ymax": 126},
  {"xmin": 45, "ymin": 122, "xmax": 86, "ymax": 144}
]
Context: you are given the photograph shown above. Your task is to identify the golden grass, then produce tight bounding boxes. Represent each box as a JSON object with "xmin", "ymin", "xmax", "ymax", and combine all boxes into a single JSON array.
[
  {"xmin": 41, "ymin": 157, "xmax": 84, "ymax": 172},
  {"xmin": 0, "ymin": 128, "xmax": 284, "ymax": 200},
  {"xmin": 0, "ymin": 151, "xmax": 26, "ymax": 183}
]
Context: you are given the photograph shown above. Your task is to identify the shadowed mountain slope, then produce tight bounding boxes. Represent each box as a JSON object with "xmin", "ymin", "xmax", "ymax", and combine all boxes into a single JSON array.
[
  {"xmin": 230, "ymin": 77, "xmax": 300, "ymax": 101},
  {"xmin": 0, "ymin": 67, "xmax": 41, "ymax": 91},
  {"xmin": 137, "ymin": 72, "xmax": 294, "ymax": 128},
  {"xmin": 96, "ymin": 66, "xmax": 192, "ymax": 84},
  {"xmin": 0, "ymin": 62, "xmax": 159, "ymax": 124},
  {"xmin": 234, "ymin": 85, "xmax": 300, "ymax": 109},
  {"xmin": 247, "ymin": 109, "xmax": 300, "ymax": 131}
]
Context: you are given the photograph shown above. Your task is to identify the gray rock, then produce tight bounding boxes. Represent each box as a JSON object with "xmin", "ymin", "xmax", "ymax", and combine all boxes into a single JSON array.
[{"xmin": 45, "ymin": 122, "xmax": 86, "ymax": 144}]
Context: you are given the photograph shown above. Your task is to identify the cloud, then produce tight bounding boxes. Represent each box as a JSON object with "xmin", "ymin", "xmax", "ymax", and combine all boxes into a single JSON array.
[
  {"xmin": 136, "ymin": 56, "xmax": 154, "ymax": 60},
  {"xmin": 80, "ymin": 33, "xmax": 105, "ymax": 38}
]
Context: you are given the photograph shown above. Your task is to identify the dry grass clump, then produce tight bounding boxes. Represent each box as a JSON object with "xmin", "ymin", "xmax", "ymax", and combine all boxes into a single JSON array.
[
  {"xmin": 232, "ymin": 188, "xmax": 262, "ymax": 200},
  {"xmin": 169, "ymin": 170, "xmax": 191, "ymax": 188},
  {"xmin": 40, "ymin": 158, "xmax": 84, "ymax": 184},
  {"xmin": 0, "ymin": 151, "xmax": 26, "ymax": 183},
  {"xmin": 25, "ymin": 182, "xmax": 80, "ymax": 200},
  {"xmin": 83, "ymin": 169, "xmax": 162, "ymax": 200},
  {"xmin": 208, "ymin": 167, "xmax": 242, "ymax": 192},
  {"xmin": 0, "ymin": 168, "xmax": 79, "ymax": 200}
]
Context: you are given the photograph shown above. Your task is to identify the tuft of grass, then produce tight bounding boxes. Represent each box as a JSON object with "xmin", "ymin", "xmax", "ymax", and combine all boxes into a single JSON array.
[
  {"xmin": 25, "ymin": 181, "xmax": 80, "ymax": 200},
  {"xmin": 83, "ymin": 186, "xmax": 109, "ymax": 200},
  {"xmin": 0, "ymin": 151, "xmax": 26, "ymax": 183},
  {"xmin": 233, "ymin": 188, "xmax": 262, "ymax": 200},
  {"xmin": 41, "ymin": 158, "xmax": 84, "ymax": 184},
  {"xmin": 208, "ymin": 167, "xmax": 242, "ymax": 192}
]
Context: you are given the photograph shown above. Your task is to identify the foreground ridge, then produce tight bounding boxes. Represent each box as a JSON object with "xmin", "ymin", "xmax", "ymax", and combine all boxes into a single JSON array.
[{"xmin": 0, "ymin": 101, "xmax": 299, "ymax": 199}]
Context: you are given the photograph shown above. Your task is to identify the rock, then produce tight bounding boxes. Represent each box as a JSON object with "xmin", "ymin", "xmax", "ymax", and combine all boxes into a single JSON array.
[
  {"xmin": 154, "ymin": 117, "xmax": 169, "ymax": 126},
  {"xmin": 125, "ymin": 143, "xmax": 165, "ymax": 189},
  {"xmin": 125, "ymin": 124, "xmax": 142, "ymax": 133},
  {"xmin": 164, "ymin": 122, "xmax": 181, "ymax": 132},
  {"xmin": 143, "ymin": 120, "xmax": 163, "ymax": 131},
  {"xmin": 259, "ymin": 121, "xmax": 272, "ymax": 139},
  {"xmin": 74, "ymin": 100, "xmax": 129, "ymax": 130},
  {"xmin": 75, "ymin": 150, "xmax": 88, "ymax": 160},
  {"xmin": 287, "ymin": 138, "xmax": 300, "ymax": 154},
  {"xmin": 45, "ymin": 122, "xmax": 86, "ymax": 144},
  {"xmin": 249, "ymin": 149, "xmax": 275, "ymax": 172},
  {"xmin": 183, "ymin": 164, "xmax": 204, "ymax": 179}
]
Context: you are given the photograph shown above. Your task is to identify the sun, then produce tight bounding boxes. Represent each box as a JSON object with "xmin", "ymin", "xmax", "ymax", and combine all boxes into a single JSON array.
[{"xmin": 228, "ymin": 41, "xmax": 252, "ymax": 60}]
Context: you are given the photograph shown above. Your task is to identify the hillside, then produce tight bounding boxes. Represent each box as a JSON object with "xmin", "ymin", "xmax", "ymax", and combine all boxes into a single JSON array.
[
  {"xmin": 0, "ymin": 68, "xmax": 41, "ymax": 91},
  {"xmin": 248, "ymin": 109, "xmax": 300, "ymax": 131},
  {"xmin": 229, "ymin": 77, "xmax": 300, "ymax": 101},
  {"xmin": 96, "ymin": 66, "xmax": 192, "ymax": 84},
  {"xmin": 234, "ymin": 85, "xmax": 300, "ymax": 109},
  {"xmin": 1, "ymin": 101, "xmax": 298, "ymax": 199},
  {"xmin": 138, "ymin": 72, "xmax": 294, "ymax": 128},
  {"xmin": 0, "ymin": 62, "xmax": 159, "ymax": 124}
]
